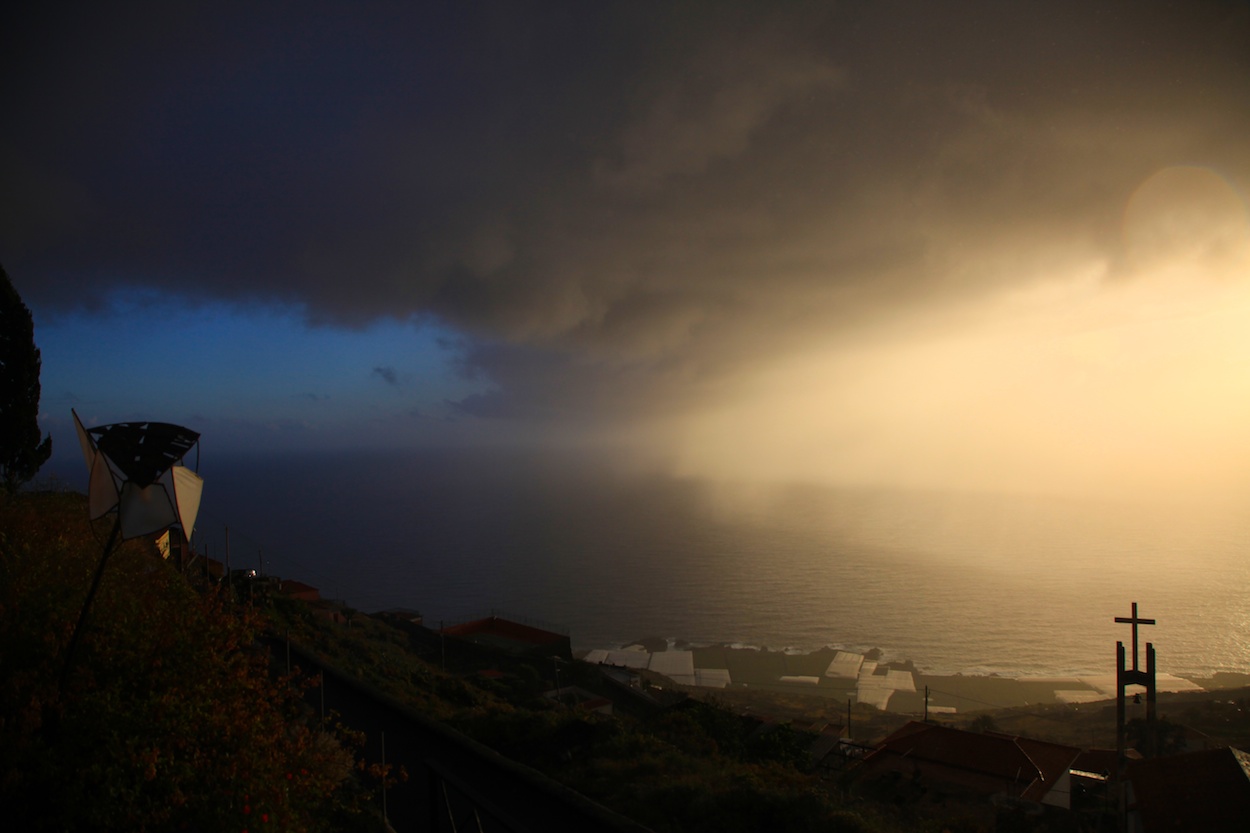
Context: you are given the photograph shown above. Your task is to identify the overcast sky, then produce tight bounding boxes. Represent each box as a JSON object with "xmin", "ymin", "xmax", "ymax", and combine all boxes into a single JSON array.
[{"xmin": 6, "ymin": 1, "xmax": 1250, "ymax": 500}]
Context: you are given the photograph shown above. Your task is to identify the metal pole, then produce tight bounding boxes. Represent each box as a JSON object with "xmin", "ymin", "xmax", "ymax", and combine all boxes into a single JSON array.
[
  {"xmin": 381, "ymin": 731, "xmax": 388, "ymax": 825},
  {"xmin": 428, "ymin": 761, "xmax": 440, "ymax": 832},
  {"xmin": 59, "ymin": 515, "xmax": 122, "ymax": 692}
]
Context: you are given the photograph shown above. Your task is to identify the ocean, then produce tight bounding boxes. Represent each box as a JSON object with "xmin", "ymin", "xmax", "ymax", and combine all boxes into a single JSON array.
[{"xmin": 190, "ymin": 448, "xmax": 1250, "ymax": 679}]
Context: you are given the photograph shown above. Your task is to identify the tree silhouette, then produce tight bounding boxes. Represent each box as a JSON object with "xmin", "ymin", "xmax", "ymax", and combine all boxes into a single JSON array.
[{"xmin": 0, "ymin": 264, "xmax": 51, "ymax": 493}]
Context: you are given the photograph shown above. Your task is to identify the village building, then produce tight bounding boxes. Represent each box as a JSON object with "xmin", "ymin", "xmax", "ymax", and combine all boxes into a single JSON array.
[
  {"xmin": 858, "ymin": 721, "xmax": 1082, "ymax": 816},
  {"xmin": 440, "ymin": 616, "xmax": 572, "ymax": 661},
  {"xmin": 278, "ymin": 578, "xmax": 320, "ymax": 602},
  {"xmin": 1127, "ymin": 746, "xmax": 1250, "ymax": 832}
]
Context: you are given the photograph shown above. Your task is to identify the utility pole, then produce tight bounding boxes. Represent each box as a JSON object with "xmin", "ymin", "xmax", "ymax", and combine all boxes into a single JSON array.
[{"xmin": 381, "ymin": 731, "xmax": 388, "ymax": 827}]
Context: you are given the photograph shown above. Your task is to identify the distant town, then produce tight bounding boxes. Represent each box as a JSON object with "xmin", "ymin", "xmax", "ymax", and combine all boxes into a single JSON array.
[{"xmin": 215, "ymin": 548, "xmax": 1250, "ymax": 832}]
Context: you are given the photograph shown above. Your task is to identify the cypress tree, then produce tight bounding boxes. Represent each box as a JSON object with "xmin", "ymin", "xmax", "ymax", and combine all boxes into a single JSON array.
[{"xmin": 0, "ymin": 263, "xmax": 52, "ymax": 492}]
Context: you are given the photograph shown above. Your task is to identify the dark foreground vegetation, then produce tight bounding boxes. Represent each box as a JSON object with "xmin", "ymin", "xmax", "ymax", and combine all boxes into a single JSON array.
[
  {"xmin": 0, "ymin": 490, "xmax": 923, "ymax": 832},
  {"xmin": 0, "ymin": 491, "xmax": 389, "ymax": 831},
  {"xmin": 261, "ymin": 593, "xmax": 909, "ymax": 832},
  {"xmin": 8, "ymin": 489, "xmax": 1250, "ymax": 831}
]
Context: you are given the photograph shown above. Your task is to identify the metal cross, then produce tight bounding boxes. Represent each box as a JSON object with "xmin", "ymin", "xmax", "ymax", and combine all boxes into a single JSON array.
[{"xmin": 1114, "ymin": 602, "xmax": 1156, "ymax": 671}]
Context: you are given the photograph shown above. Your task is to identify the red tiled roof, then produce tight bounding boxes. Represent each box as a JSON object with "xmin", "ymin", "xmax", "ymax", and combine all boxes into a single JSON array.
[
  {"xmin": 279, "ymin": 579, "xmax": 320, "ymax": 599},
  {"xmin": 1011, "ymin": 736, "xmax": 1087, "ymax": 802},
  {"xmin": 1130, "ymin": 747, "xmax": 1250, "ymax": 832},
  {"xmin": 864, "ymin": 721, "xmax": 1080, "ymax": 802},
  {"xmin": 1071, "ymin": 748, "xmax": 1125, "ymax": 779},
  {"xmin": 441, "ymin": 616, "xmax": 566, "ymax": 646}
]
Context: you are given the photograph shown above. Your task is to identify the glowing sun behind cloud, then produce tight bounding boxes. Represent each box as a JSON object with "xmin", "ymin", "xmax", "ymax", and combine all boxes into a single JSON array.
[
  {"xmin": 670, "ymin": 166, "xmax": 1250, "ymax": 502},
  {"xmin": 1122, "ymin": 165, "xmax": 1250, "ymax": 279}
]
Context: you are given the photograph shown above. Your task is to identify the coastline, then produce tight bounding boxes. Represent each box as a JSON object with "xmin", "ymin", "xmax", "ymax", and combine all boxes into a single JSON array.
[
  {"xmin": 577, "ymin": 639, "xmax": 1250, "ymax": 713},
  {"xmin": 279, "ymin": 574, "xmax": 1250, "ymax": 714}
]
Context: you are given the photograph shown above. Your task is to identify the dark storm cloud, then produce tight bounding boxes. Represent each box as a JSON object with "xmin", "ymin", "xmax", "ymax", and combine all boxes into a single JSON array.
[
  {"xmin": 372, "ymin": 366, "xmax": 399, "ymax": 386},
  {"xmin": 5, "ymin": 1, "xmax": 1249, "ymax": 422}
]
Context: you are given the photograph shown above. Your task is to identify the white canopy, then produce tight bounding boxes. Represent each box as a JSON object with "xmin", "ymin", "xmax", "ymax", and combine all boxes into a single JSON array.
[{"xmin": 73, "ymin": 409, "xmax": 203, "ymax": 541}]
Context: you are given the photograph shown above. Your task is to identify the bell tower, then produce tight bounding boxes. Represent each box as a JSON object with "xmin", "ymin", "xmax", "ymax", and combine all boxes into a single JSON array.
[
  {"xmin": 1113, "ymin": 602, "xmax": 1157, "ymax": 831},
  {"xmin": 1114, "ymin": 601, "xmax": 1157, "ymax": 758}
]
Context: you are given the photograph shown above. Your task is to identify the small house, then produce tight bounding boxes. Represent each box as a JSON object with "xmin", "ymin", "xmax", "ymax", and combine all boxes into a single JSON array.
[{"xmin": 859, "ymin": 721, "xmax": 1081, "ymax": 812}]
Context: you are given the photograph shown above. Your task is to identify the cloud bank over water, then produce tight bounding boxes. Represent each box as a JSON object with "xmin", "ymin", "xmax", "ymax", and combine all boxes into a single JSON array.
[{"xmin": 6, "ymin": 1, "xmax": 1250, "ymax": 499}]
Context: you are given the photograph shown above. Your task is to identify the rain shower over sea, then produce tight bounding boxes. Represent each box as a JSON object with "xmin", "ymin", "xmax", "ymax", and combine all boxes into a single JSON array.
[{"xmin": 199, "ymin": 449, "xmax": 1250, "ymax": 680}]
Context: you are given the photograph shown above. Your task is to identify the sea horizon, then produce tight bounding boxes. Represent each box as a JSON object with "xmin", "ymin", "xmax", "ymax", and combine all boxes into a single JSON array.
[{"xmin": 43, "ymin": 447, "xmax": 1250, "ymax": 680}]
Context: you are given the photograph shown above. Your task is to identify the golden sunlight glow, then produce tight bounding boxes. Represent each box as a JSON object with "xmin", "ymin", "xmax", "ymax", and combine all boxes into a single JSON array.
[
  {"xmin": 1123, "ymin": 166, "xmax": 1250, "ymax": 280},
  {"xmin": 671, "ymin": 167, "xmax": 1250, "ymax": 501}
]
